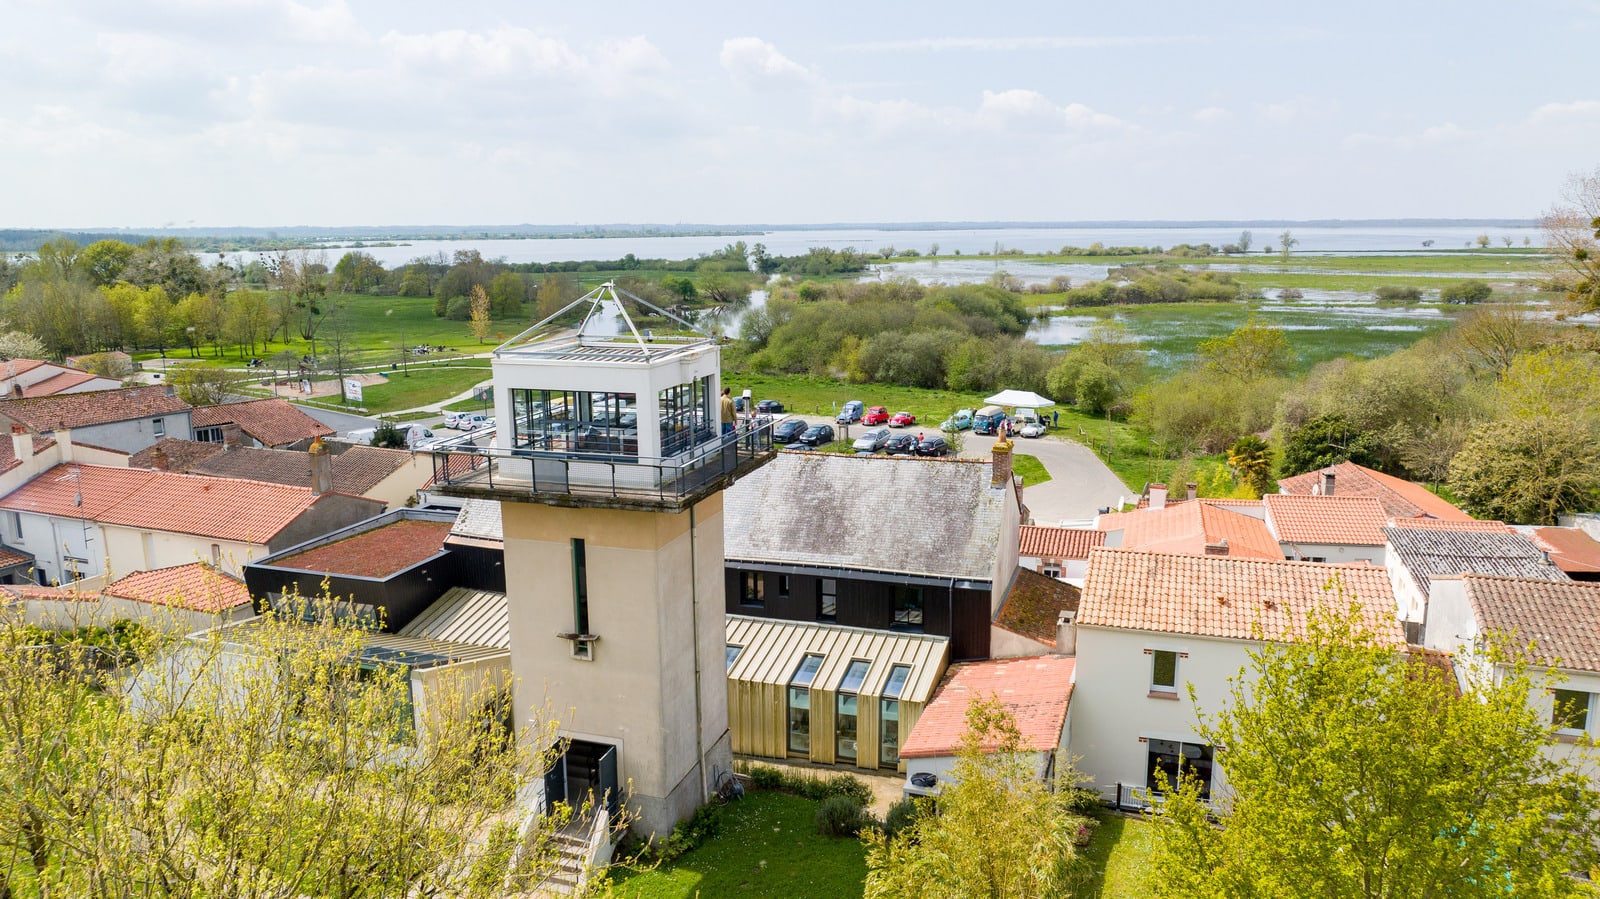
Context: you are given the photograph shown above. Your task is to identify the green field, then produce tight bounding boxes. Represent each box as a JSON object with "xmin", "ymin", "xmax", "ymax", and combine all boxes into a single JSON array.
[{"xmin": 608, "ymin": 792, "xmax": 867, "ymax": 899}]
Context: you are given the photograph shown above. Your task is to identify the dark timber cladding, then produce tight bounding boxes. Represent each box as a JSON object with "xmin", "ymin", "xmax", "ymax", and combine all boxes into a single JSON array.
[{"xmin": 725, "ymin": 567, "xmax": 992, "ymax": 661}]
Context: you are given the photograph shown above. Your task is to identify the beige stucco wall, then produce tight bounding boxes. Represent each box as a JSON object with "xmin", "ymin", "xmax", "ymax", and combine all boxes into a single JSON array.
[
  {"xmin": 500, "ymin": 493, "xmax": 730, "ymax": 837},
  {"xmin": 101, "ymin": 526, "xmax": 258, "ymax": 578},
  {"xmin": 363, "ymin": 456, "xmax": 433, "ymax": 510}
]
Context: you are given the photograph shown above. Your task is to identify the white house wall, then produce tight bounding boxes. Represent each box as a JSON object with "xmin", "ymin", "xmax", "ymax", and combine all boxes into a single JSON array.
[{"xmin": 1279, "ymin": 542, "xmax": 1384, "ymax": 565}]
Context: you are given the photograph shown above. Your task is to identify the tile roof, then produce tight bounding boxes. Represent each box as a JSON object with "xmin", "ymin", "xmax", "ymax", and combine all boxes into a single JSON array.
[
  {"xmin": 1263, "ymin": 494, "xmax": 1389, "ymax": 546},
  {"xmin": 105, "ymin": 562, "xmax": 252, "ymax": 612},
  {"xmin": 724, "ymin": 453, "xmax": 1011, "ymax": 581},
  {"xmin": 448, "ymin": 498, "xmax": 503, "ymax": 548},
  {"xmin": 1461, "ymin": 575, "xmax": 1600, "ymax": 672},
  {"xmin": 1097, "ymin": 500, "xmax": 1283, "ymax": 560},
  {"xmin": 129, "ymin": 438, "xmax": 227, "ymax": 473},
  {"xmin": 1018, "ymin": 525, "xmax": 1105, "ymax": 560},
  {"xmin": 994, "ymin": 568, "xmax": 1079, "ymax": 646},
  {"xmin": 0, "ymin": 463, "xmax": 352, "ymax": 544},
  {"xmin": 1078, "ymin": 548, "xmax": 1403, "ymax": 644},
  {"xmin": 0, "ymin": 433, "xmax": 55, "ymax": 474},
  {"xmin": 1383, "ymin": 527, "xmax": 1567, "ymax": 595},
  {"xmin": 899, "ymin": 656, "xmax": 1076, "ymax": 758},
  {"xmin": 187, "ymin": 444, "xmax": 411, "ymax": 495},
  {"xmin": 397, "ymin": 587, "xmax": 509, "ymax": 648},
  {"xmin": 1388, "ymin": 518, "xmax": 1511, "ymax": 533},
  {"xmin": 0, "ymin": 584, "xmax": 100, "ymax": 603},
  {"xmin": 1529, "ymin": 528, "xmax": 1600, "ymax": 575},
  {"xmin": 24, "ymin": 370, "xmax": 109, "ymax": 397},
  {"xmin": 270, "ymin": 518, "xmax": 452, "ymax": 578},
  {"xmin": 0, "ymin": 546, "xmax": 31, "ymax": 568},
  {"xmin": 1277, "ymin": 462, "xmax": 1472, "ymax": 521},
  {"xmin": 190, "ymin": 398, "xmax": 335, "ymax": 448},
  {"xmin": 0, "ymin": 385, "xmax": 190, "ymax": 432}
]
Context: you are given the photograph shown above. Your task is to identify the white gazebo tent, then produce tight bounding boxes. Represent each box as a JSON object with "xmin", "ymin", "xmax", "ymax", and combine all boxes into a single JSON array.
[{"xmin": 984, "ymin": 389, "xmax": 1055, "ymax": 409}]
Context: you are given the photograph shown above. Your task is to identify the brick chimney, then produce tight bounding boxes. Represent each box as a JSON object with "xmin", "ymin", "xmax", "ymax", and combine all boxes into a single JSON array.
[
  {"xmin": 9, "ymin": 425, "xmax": 31, "ymax": 463},
  {"xmin": 1185, "ymin": 482, "xmax": 1198, "ymax": 501},
  {"xmin": 1320, "ymin": 470, "xmax": 1336, "ymax": 496},
  {"xmin": 1149, "ymin": 483, "xmax": 1167, "ymax": 510},
  {"xmin": 1204, "ymin": 539, "xmax": 1230, "ymax": 556},
  {"xmin": 991, "ymin": 439, "xmax": 1014, "ymax": 488},
  {"xmin": 149, "ymin": 444, "xmax": 169, "ymax": 471},
  {"xmin": 308, "ymin": 437, "xmax": 333, "ymax": 495}
]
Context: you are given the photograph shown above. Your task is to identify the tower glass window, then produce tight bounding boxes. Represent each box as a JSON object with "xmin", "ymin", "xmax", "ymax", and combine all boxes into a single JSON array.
[
  {"xmin": 880, "ymin": 664, "xmax": 911, "ymax": 767},
  {"xmin": 836, "ymin": 659, "xmax": 869, "ymax": 763},
  {"xmin": 787, "ymin": 653, "xmax": 823, "ymax": 755},
  {"xmin": 509, "ymin": 388, "xmax": 638, "ymax": 456}
]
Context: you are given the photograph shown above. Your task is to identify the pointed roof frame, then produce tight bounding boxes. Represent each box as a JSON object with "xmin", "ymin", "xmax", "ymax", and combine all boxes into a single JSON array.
[{"xmin": 494, "ymin": 280, "xmax": 713, "ymax": 356}]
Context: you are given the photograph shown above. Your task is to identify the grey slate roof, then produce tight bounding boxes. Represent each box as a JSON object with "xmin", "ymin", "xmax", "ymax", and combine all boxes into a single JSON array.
[
  {"xmin": 723, "ymin": 453, "xmax": 1009, "ymax": 581},
  {"xmin": 1385, "ymin": 527, "xmax": 1568, "ymax": 595},
  {"xmin": 448, "ymin": 498, "xmax": 503, "ymax": 547},
  {"xmin": 1462, "ymin": 575, "xmax": 1600, "ymax": 673}
]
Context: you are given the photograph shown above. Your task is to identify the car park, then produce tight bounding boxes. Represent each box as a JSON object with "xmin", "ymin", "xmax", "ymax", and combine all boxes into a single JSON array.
[
  {"xmin": 940, "ymin": 408, "xmax": 973, "ymax": 431},
  {"xmin": 884, "ymin": 433, "xmax": 918, "ymax": 455},
  {"xmin": 973, "ymin": 405, "xmax": 1008, "ymax": 435},
  {"xmin": 755, "ymin": 399, "xmax": 785, "ymax": 414},
  {"xmin": 1019, "ymin": 421, "xmax": 1046, "ymax": 438},
  {"xmin": 836, "ymin": 400, "xmax": 864, "ymax": 424},
  {"xmin": 915, "ymin": 435, "xmax": 951, "ymax": 457},
  {"xmin": 447, "ymin": 412, "xmax": 493, "ymax": 430},
  {"xmin": 797, "ymin": 424, "xmax": 836, "ymax": 447},
  {"xmin": 889, "ymin": 411, "xmax": 917, "ymax": 428},
  {"xmin": 772, "ymin": 418, "xmax": 810, "ymax": 443},
  {"xmin": 862, "ymin": 406, "xmax": 890, "ymax": 425},
  {"xmin": 852, "ymin": 427, "xmax": 891, "ymax": 453}
]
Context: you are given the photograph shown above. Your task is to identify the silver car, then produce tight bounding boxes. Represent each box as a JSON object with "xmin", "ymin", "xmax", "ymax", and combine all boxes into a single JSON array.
[{"xmin": 852, "ymin": 427, "xmax": 891, "ymax": 453}]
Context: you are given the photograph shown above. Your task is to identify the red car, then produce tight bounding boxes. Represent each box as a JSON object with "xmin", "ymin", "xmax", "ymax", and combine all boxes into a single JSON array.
[
  {"xmin": 889, "ymin": 411, "xmax": 917, "ymax": 428},
  {"xmin": 862, "ymin": 406, "xmax": 890, "ymax": 425}
]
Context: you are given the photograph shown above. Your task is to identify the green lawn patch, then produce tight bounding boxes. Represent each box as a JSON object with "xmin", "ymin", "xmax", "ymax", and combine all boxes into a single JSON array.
[
  {"xmin": 1012, "ymin": 451, "xmax": 1051, "ymax": 486},
  {"xmin": 1077, "ymin": 810, "xmax": 1157, "ymax": 898},
  {"xmin": 344, "ymin": 366, "xmax": 492, "ymax": 415},
  {"xmin": 608, "ymin": 791, "xmax": 867, "ymax": 899}
]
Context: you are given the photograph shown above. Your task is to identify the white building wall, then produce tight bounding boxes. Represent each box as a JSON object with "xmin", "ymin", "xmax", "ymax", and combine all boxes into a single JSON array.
[
  {"xmin": 1071, "ymin": 624, "xmax": 1251, "ymax": 802},
  {"xmin": 1278, "ymin": 542, "xmax": 1384, "ymax": 564}
]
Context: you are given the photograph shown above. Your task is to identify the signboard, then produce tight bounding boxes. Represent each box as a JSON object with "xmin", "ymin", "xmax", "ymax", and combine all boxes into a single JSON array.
[{"xmin": 343, "ymin": 378, "xmax": 363, "ymax": 402}]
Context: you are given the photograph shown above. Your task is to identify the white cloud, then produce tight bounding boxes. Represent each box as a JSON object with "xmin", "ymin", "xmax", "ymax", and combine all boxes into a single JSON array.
[
  {"xmin": 840, "ymin": 35, "xmax": 1199, "ymax": 52},
  {"xmin": 1193, "ymin": 106, "xmax": 1230, "ymax": 123},
  {"xmin": 977, "ymin": 89, "xmax": 1126, "ymax": 132},
  {"xmin": 1528, "ymin": 99, "xmax": 1600, "ymax": 123},
  {"xmin": 381, "ymin": 28, "xmax": 585, "ymax": 78},
  {"xmin": 720, "ymin": 37, "xmax": 815, "ymax": 90}
]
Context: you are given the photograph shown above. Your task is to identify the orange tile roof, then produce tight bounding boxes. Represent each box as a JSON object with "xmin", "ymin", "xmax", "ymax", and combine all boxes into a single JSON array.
[
  {"xmin": 190, "ymin": 398, "xmax": 335, "ymax": 448},
  {"xmin": 270, "ymin": 519, "xmax": 452, "ymax": 578},
  {"xmin": 0, "ymin": 433, "xmax": 56, "ymax": 474},
  {"xmin": 0, "ymin": 546, "xmax": 31, "ymax": 568},
  {"xmin": 1078, "ymin": 548, "xmax": 1402, "ymax": 643},
  {"xmin": 994, "ymin": 568, "xmax": 1079, "ymax": 646},
  {"xmin": 1530, "ymin": 528, "xmax": 1600, "ymax": 575},
  {"xmin": 105, "ymin": 562, "xmax": 252, "ymax": 612},
  {"xmin": 1263, "ymin": 494, "xmax": 1388, "ymax": 545},
  {"xmin": 0, "ymin": 584, "xmax": 100, "ymax": 603},
  {"xmin": 24, "ymin": 370, "xmax": 107, "ymax": 397},
  {"xmin": 0, "ymin": 463, "xmax": 370, "ymax": 544},
  {"xmin": 1277, "ymin": 462, "xmax": 1471, "ymax": 521},
  {"xmin": 1388, "ymin": 518, "xmax": 1511, "ymax": 533},
  {"xmin": 1461, "ymin": 574, "xmax": 1600, "ymax": 672},
  {"xmin": 899, "ymin": 656, "xmax": 1075, "ymax": 758},
  {"xmin": 1018, "ymin": 525, "xmax": 1105, "ymax": 560},
  {"xmin": 129, "ymin": 438, "xmax": 228, "ymax": 472},
  {"xmin": 1098, "ymin": 500, "xmax": 1282, "ymax": 560},
  {"xmin": 0, "ymin": 385, "xmax": 189, "ymax": 432}
]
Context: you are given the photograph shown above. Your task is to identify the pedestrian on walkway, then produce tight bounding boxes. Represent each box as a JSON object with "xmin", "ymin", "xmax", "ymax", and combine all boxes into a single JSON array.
[
  {"xmin": 720, "ymin": 387, "xmax": 737, "ymax": 435},
  {"xmin": 1052, "ymin": 410, "xmax": 1059, "ymax": 428}
]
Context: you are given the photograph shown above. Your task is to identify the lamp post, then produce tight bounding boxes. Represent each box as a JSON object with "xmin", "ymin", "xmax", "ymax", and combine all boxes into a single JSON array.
[{"xmin": 387, "ymin": 309, "xmax": 409, "ymax": 376}]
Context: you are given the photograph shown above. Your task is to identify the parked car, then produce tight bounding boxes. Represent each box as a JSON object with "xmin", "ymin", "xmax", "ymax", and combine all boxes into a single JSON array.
[
  {"xmin": 772, "ymin": 418, "xmax": 810, "ymax": 443},
  {"xmin": 915, "ymin": 435, "xmax": 951, "ymax": 457},
  {"xmin": 797, "ymin": 424, "xmax": 836, "ymax": 447},
  {"xmin": 940, "ymin": 408, "xmax": 973, "ymax": 431},
  {"xmin": 733, "ymin": 396, "xmax": 748, "ymax": 413},
  {"xmin": 448, "ymin": 412, "xmax": 493, "ymax": 430},
  {"xmin": 836, "ymin": 400, "xmax": 864, "ymax": 424},
  {"xmin": 852, "ymin": 427, "xmax": 891, "ymax": 453},
  {"xmin": 862, "ymin": 406, "xmax": 891, "ymax": 426},
  {"xmin": 346, "ymin": 423, "xmax": 436, "ymax": 449},
  {"xmin": 889, "ymin": 411, "xmax": 917, "ymax": 428},
  {"xmin": 884, "ymin": 433, "xmax": 918, "ymax": 455},
  {"xmin": 1019, "ymin": 421, "xmax": 1046, "ymax": 438},
  {"xmin": 972, "ymin": 405, "xmax": 1008, "ymax": 435},
  {"xmin": 1013, "ymin": 407, "xmax": 1041, "ymax": 425},
  {"xmin": 755, "ymin": 399, "xmax": 785, "ymax": 414}
]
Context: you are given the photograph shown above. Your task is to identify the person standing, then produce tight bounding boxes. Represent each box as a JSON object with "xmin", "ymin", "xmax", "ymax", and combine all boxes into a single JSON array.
[
  {"xmin": 720, "ymin": 387, "xmax": 737, "ymax": 435},
  {"xmin": 1052, "ymin": 410, "xmax": 1059, "ymax": 429}
]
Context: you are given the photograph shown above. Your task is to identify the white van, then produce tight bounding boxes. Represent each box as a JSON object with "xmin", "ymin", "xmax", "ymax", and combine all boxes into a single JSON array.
[{"xmin": 344, "ymin": 423, "xmax": 436, "ymax": 449}]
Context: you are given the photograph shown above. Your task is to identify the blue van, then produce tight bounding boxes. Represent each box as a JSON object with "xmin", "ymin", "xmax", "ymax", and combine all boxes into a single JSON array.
[
  {"xmin": 972, "ymin": 405, "xmax": 1007, "ymax": 435},
  {"xmin": 836, "ymin": 400, "xmax": 865, "ymax": 424}
]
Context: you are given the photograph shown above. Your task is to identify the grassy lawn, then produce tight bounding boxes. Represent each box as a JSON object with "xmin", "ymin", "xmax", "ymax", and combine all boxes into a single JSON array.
[
  {"xmin": 607, "ymin": 792, "xmax": 866, "ymax": 899},
  {"xmin": 1012, "ymin": 451, "xmax": 1051, "ymax": 485},
  {"xmin": 1077, "ymin": 810, "xmax": 1157, "ymax": 898},
  {"xmin": 312, "ymin": 365, "xmax": 491, "ymax": 416}
]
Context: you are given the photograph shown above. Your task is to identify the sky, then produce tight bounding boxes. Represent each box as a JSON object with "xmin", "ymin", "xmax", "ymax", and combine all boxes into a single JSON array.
[{"xmin": 4, "ymin": 0, "xmax": 1599, "ymax": 228}]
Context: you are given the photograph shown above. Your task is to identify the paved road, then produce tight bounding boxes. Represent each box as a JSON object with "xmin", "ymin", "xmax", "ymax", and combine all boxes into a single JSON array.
[
  {"xmin": 294, "ymin": 404, "xmax": 378, "ymax": 436},
  {"xmin": 775, "ymin": 413, "xmax": 1132, "ymax": 525}
]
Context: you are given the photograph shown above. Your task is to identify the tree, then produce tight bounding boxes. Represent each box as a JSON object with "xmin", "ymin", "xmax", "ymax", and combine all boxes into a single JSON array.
[
  {"xmin": 76, "ymin": 239, "xmax": 136, "ymax": 286},
  {"xmin": 1476, "ymin": 232, "xmax": 1491, "ymax": 248},
  {"xmin": 167, "ymin": 365, "xmax": 245, "ymax": 406},
  {"xmin": 1449, "ymin": 306, "xmax": 1554, "ymax": 377},
  {"xmin": 1277, "ymin": 229, "xmax": 1298, "ymax": 262},
  {"xmin": 1439, "ymin": 279, "xmax": 1493, "ymax": 304},
  {"xmin": 487, "ymin": 271, "xmax": 526, "ymax": 317},
  {"xmin": 136, "ymin": 284, "xmax": 176, "ymax": 355},
  {"xmin": 1279, "ymin": 413, "xmax": 1384, "ymax": 477},
  {"xmin": 320, "ymin": 301, "xmax": 359, "ymax": 400},
  {"xmin": 1227, "ymin": 435, "xmax": 1275, "ymax": 497},
  {"xmin": 1541, "ymin": 166, "xmax": 1600, "ymax": 313},
  {"xmin": 1199, "ymin": 319, "xmax": 1293, "ymax": 383},
  {"xmin": 1237, "ymin": 230, "xmax": 1253, "ymax": 254},
  {"xmin": 535, "ymin": 273, "xmax": 575, "ymax": 322},
  {"xmin": 0, "ymin": 331, "xmax": 47, "ymax": 361},
  {"xmin": 863, "ymin": 695, "xmax": 1089, "ymax": 899},
  {"xmin": 1448, "ymin": 418, "xmax": 1600, "ymax": 524},
  {"xmin": 371, "ymin": 420, "xmax": 408, "ymax": 448},
  {"xmin": 0, "ymin": 601, "xmax": 577, "ymax": 897},
  {"xmin": 469, "ymin": 284, "xmax": 493, "ymax": 344},
  {"xmin": 1151, "ymin": 590, "xmax": 1600, "ymax": 898}
]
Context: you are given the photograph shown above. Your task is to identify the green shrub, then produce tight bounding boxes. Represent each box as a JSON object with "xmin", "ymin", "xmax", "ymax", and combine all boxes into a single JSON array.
[
  {"xmin": 1060, "ymin": 787, "xmax": 1104, "ymax": 816},
  {"xmin": 819, "ymin": 773, "xmax": 874, "ymax": 806},
  {"xmin": 816, "ymin": 794, "xmax": 869, "ymax": 837},
  {"xmin": 882, "ymin": 798, "xmax": 921, "ymax": 840},
  {"xmin": 640, "ymin": 801, "xmax": 724, "ymax": 864},
  {"xmin": 1374, "ymin": 285, "xmax": 1422, "ymax": 305},
  {"xmin": 747, "ymin": 764, "xmax": 784, "ymax": 791},
  {"xmin": 1439, "ymin": 279, "xmax": 1492, "ymax": 304}
]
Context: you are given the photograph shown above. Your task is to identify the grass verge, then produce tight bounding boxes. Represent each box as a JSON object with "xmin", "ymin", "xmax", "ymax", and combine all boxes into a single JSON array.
[
  {"xmin": 1077, "ymin": 809, "xmax": 1157, "ymax": 898},
  {"xmin": 1012, "ymin": 452, "xmax": 1051, "ymax": 485},
  {"xmin": 607, "ymin": 792, "xmax": 867, "ymax": 899},
  {"xmin": 337, "ymin": 366, "xmax": 491, "ymax": 416}
]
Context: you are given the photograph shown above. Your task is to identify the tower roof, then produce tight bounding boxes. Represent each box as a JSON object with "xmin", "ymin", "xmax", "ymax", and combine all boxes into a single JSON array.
[{"xmin": 494, "ymin": 281, "xmax": 716, "ymax": 364}]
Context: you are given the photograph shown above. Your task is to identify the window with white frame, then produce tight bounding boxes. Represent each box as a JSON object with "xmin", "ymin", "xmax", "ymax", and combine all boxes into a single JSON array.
[
  {"xmin": 152, "ymin": 417, "xmax": 165, "ymax": 438},
  {"xmin": 1552, "ymin": 688, "xmax": 1593, "ymax": 735},
  {"xmin": 1150, "ymin": 649, "xmax": 1179, "ymax": 696}
]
